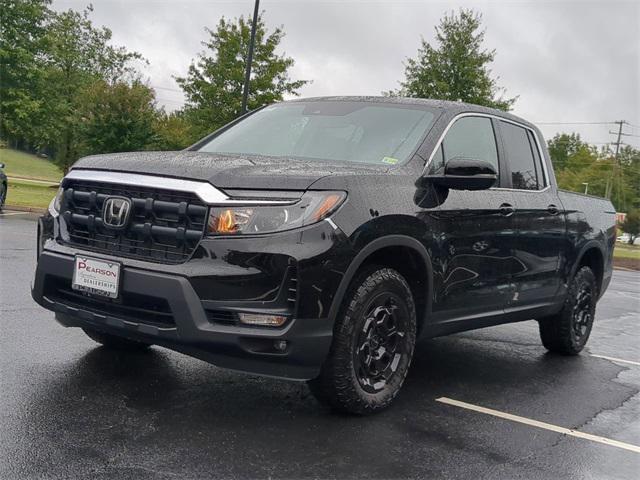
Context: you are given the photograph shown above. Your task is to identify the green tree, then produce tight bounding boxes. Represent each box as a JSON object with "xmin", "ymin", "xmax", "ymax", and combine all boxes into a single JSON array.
[
  {"xmin": 79, "ymin": 80, "xmax": 157, "ymax": 155},
  {"xmin": 555, "ymin": 151, "xmax": 610, "ymax": 198},
  {"xmin": 0, "ymin": 0, "xmax": 51, "ymax": 147},
  {"xmin": 150, "ymin": 111, "xmax": 199, "ymax": 151},
  {"xmin": 391, "ymin": 9, "xmax": 516, "ymax": 110},
  {"xmin": 551, "ymin": 137, "xmax": 639, "ymax": 213},
  {"xmin": 621, "ymin": 210, "xmax": 640, "ymax": 244},
  {"xmin": 617, "ymin": 146, "xmax": 640, "ymax": 210},
  {"xmin": 40, "ymin": 6, "xmax": 143, "ymax": 172},
  {"xmin": 547, "ymin": 133, "xmax": 587, "ymax": 172},
  {"xmin": 176, "ymin": 13, "xmax": 308, "ymax": 138}
]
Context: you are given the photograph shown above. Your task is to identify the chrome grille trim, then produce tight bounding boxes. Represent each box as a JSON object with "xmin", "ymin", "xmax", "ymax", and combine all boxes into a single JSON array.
[{"xmin": 65, "ymin": 170, "xmax": 296, "ymax": 205}]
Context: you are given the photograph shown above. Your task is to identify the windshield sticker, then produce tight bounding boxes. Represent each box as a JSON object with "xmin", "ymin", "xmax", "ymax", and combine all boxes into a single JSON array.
[{"xmin": 382, "ymin": 157, "xmax": 399, "ymax": 165}]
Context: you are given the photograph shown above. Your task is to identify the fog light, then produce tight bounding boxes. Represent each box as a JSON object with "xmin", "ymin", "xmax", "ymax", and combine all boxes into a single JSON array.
[
  {"xmin": 273, "ymin": 340, "xmax": 288, "ymax": 351},
  {"xmin": 238, "ymin": 313, "xmax": 288, "ymax": 327}
]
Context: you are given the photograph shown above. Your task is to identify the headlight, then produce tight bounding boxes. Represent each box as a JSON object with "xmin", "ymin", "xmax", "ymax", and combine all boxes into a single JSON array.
[
  {"xmin": 207, "ymin": 191, "xmax": 346, "ymax": 235},
  {"xmin": 50, "ymin": 186, "xmax": 64, "ymax": 214}
]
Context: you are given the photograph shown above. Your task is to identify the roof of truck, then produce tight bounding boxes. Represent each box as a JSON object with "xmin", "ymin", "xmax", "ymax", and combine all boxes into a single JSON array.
[{"xmin": 286, "ymin": 96, "xmax": 537, "ymax": 131}]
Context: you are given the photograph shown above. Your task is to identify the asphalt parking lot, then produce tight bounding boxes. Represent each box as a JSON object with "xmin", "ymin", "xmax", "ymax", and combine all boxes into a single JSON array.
[{"xmin": 1, "ymin": 212, "xmax": 639, "ymax": 479}]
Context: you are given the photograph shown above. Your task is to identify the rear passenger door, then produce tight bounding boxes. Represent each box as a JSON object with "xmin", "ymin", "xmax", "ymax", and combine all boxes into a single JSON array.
[
  {"xmin": 497, "ymin": 120, "xmax": 566, "ymax": 310},
  {"xmin": 426, "ymin": 116, "xmax": 518, "ymax": 322}
]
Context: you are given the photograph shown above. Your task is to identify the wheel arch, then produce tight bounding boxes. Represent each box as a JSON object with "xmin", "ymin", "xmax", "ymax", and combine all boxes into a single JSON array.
[
  {"xmin": 328, "ymin": 235, "xmax": 433, "ymax": 335},
  {"xmin": 572, "ymin": 241, "xmax": 605, "ymax": 297}
]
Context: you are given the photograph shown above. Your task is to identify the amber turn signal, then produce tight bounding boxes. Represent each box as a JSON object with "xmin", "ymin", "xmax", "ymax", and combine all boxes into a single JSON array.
[
  {"xmin": 310, "ymin": 193, "xmax": 345, "ymax": 222},
  {"xmin": 216, "ymin": 209, "xmax": 237, "ymax": 233}
]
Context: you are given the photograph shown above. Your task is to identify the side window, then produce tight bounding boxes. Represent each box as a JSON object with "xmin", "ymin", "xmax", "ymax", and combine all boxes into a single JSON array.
[
  {"xmin": 527, "ymin": 130, "xmax": 547, "ymax": 188},
  {"xmin": 500, "ymin": 121, "xmax": 540, "ymax": 190},
  {"xmin": 439, "ymin": 117, "xmax": 499, "ymax": 175}
]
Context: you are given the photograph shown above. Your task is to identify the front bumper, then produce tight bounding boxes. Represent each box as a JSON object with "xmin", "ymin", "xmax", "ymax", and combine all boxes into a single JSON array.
[{"xmin": 32, "ymin": 217, "xmax": 352, "ymax": 380}]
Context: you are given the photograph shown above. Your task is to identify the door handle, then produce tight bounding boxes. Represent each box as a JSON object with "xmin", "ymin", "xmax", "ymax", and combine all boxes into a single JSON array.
[
  {"xmin": 547, "ymin": 204, "xmax": 560, "ymax": 215},
  {"xmin": 499, "ymin": 203, "xmax": 515, "ymax": 216}
]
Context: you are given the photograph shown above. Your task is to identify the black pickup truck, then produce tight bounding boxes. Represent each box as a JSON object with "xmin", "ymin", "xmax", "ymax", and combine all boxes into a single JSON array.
[
  {"xmin": 33, "ymin": 97, "xmax": 616, "ymax": 414},
  {"xmin": 0, "ymin": 162, "xmax": 7, "ymax": 211}
]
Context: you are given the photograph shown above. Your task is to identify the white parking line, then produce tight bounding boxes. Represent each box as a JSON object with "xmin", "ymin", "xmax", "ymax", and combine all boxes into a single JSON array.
[
  {"xmin": 590, "ymin": 354, "xmax": 640, "ymax": 367},
  {"xmin": 0, "ymin": 212, "xmax": 30, "ymax": 217},
  {"xmin": 436, "ymin": 397, "xmax": 640, "ymax": 454}
]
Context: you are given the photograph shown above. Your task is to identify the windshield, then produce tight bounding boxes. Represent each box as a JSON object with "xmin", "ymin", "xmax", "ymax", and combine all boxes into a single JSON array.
[{"xmin": 197, "ymin": 101, "xmax": 437, "ymax": 165}]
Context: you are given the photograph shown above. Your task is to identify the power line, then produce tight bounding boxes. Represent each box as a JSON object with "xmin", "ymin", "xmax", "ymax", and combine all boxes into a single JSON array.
[
  {"xmin": 152, "ymin": 85, "xmax": 183, "ymax": 93},
  {"xmin": 156, "ymin": 97, "xmax": 184, "ymax": 105},
  {"xmin": 534, "ymin": 121, "xmax": 617, "ymax": 126}
]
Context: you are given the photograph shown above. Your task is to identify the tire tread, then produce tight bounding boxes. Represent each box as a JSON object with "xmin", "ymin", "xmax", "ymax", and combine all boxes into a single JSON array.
[
  {"xmin": 539, "ymin": 266, "xmax": 597, "ymax": 355},
  {"xmin": 309, "ymin": 266, "xmax": 416, "ymax": 415}
]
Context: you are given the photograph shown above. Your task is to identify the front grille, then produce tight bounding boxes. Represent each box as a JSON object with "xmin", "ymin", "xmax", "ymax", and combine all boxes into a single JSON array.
[
  {"xmin": 60, "ymin": 180, "xmax": 208, "ymax": 264},
  {"xmin": 287, "ymin": 268, "xmax": 298, "ymax": 307},
  {"xmin": 205, "ymin": 310, "xmax": 239, "ymax": 325}
]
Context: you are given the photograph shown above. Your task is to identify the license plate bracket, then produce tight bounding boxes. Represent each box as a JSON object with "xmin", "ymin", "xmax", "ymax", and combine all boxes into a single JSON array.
[{"xmin": 71, "ymin": 256, "xmax": 121, "ymax": 299}]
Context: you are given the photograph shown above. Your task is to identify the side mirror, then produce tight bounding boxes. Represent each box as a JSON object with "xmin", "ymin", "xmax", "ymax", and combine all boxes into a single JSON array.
[{"xmin": 424, "ymin": 156, "xmax": 497, "ymax": 191}]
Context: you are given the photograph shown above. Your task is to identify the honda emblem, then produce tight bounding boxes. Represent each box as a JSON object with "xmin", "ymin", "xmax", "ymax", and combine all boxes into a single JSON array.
[{"xmin": 102, "ymin": 196, "xmax": 132, "ymax": 229}]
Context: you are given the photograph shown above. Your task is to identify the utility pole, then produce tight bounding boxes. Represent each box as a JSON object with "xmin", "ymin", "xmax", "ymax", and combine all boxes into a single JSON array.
[
  {"xmin": 241, "ymin": 0, "xmax": 260, "ymax": 115},
  {"xmin": 605, "ymin": 120, "xmax": 625, "ymax": 200}
]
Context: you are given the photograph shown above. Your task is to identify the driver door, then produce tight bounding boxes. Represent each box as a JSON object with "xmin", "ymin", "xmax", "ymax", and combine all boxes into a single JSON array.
[{"xmin": 423, "ymin": 116, "xmax": 518, "ymax": 323}]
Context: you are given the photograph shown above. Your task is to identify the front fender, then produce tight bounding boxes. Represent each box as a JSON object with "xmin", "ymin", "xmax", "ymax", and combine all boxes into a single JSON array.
[{"xmin": 326, "ymin": 230, "xmax": 434, "ymax": 332}]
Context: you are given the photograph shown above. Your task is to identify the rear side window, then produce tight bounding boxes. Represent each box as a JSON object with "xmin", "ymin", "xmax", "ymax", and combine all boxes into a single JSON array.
[
  {"xmin": 527, "ymin": 130, "xmax": 547, "ymax": 188},
  {"xmin": 435, "ymin": 117, "xmax": 499, "ymax": 175},
  {"xmin": 500, "ymin": 121, "xmax": 545, "ymax": 190}
]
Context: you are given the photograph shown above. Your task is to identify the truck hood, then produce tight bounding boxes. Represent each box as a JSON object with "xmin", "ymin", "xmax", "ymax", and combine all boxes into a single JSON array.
[{"xmin": 71, "ymin": 151, "xmax": 387, "ymax": 191}]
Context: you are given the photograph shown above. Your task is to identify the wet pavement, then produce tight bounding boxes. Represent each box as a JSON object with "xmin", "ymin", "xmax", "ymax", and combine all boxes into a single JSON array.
[{"xmin": 1, "ymin": 213, "xmax": 639, "ymax": 479}]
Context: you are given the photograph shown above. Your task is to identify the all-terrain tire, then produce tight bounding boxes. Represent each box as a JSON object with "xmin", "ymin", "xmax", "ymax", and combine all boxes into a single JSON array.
[
  {"xmin": 308, "ymin": 266, "xmax": 417, "ymax": 415},
  {"xmin": 82, "ymin": 327, "xmax": 152, "ymax": 352},
  {"xmin": 538, "ymin": 266, "xmax": 597, "ymax": 355}
]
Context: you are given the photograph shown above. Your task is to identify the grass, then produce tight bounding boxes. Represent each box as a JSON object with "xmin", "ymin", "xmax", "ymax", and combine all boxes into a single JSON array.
[
  {"xmin": 614, "ymin": 243, "xmax": 640, "ymax": 260},
  {"xmin": 0, "ymin": 148, "xmax": 62, "ymax": 208},
  {"xmin": 0, "ymin": 148, "xmax": 62, "ymax": 182},
  {"xmin": 5, "ymin": 178, "xmax": 58, "ymax": 209}
]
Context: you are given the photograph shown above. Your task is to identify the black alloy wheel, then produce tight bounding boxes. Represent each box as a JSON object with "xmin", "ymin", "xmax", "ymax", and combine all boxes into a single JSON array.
[
  {"xmin": 353, "ymin": 294, "xmax": 410, "ymax": 394},
  {"xmin": 539, "ymin": 266, "xmax": 597, "ymax": 355},
  {"xmin": 571, "ymin": 282, "xmax": 593, "ymax": 342}
]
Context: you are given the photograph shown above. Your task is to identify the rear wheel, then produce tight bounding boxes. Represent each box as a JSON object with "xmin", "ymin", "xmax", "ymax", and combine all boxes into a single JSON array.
[
  {"xmin": 82, "ymin": 327, "xmax": 152, "ymax": 352},
  {"xmin": 538, "ymin": 266, "xmax": 597, "ymax": 355},
  {"xmin": 308, "ymin": 266, "xmax": 416, "ymax": 415}
]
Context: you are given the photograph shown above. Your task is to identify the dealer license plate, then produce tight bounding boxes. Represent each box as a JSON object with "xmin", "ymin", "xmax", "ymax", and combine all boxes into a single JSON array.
[{"xmin": 72, "ymin": 256, "xmax": 121, "ymax": 299}]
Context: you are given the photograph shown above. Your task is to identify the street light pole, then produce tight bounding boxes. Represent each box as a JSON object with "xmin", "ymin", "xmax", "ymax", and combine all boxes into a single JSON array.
[
  {"xmin": 241, "ymin": 0, "xmax": 260, "ymax": 115},
  {"xmin": 582, "ymin": 182, "xmax": 589, "ymax": 195}
]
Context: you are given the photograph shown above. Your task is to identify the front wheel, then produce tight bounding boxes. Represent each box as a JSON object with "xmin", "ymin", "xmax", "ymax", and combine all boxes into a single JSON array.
[
  {"xmin": 538, "ymin": 266, "xmax": 597, "ymax": 355},
  {"xmin": 308, "ymin": 266, "xmax": 417, "ymax": 415},
  {"xmin": 0, "ymin": 182, "xmax": 6, "ymax": 211}
]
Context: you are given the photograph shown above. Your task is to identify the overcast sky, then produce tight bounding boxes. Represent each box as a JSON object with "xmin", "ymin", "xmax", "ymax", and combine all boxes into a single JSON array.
[{"xmin": 53, "ymin": 0, "xmax": 639, "ymax": 148}]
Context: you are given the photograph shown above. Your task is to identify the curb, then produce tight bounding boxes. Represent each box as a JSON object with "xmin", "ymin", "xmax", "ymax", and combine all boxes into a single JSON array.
[{"xmin": 3, "ymin": 204, "xmax": 47, "ymax": 214}]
